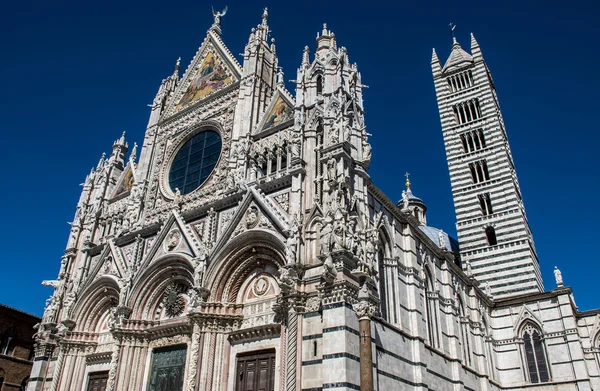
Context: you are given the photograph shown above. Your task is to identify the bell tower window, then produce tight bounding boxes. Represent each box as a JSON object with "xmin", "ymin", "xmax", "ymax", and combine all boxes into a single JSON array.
[{"xmin": 485, "ymin": 226, "xmax": 497, "ymax": 246}]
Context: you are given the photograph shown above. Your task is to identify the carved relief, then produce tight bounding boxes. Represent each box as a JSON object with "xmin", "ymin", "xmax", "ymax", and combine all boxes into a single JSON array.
[{"xmin": 164, "ymin": 230, "xmax": 182, "ymax": 252}]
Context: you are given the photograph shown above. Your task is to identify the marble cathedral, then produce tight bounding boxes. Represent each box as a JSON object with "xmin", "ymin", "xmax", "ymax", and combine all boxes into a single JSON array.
[{"xmin": 29, "ymin": 9, "xmax": 600, "ymax": 391}]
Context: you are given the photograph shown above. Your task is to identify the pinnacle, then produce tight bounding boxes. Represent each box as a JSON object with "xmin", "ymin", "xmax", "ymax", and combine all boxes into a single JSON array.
[{"xmin": 431, "ymin": 48, "xmax": 440, "ymax": 64}]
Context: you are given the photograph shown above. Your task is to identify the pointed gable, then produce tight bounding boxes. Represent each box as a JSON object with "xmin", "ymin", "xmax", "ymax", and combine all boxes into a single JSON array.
[
  {"xmin": 255, "ymin": 90, "xmax": 294, "ymax": 134},
  {"xmin": 112, "ymin": 163, "xmax": 135, "ymax": 199},
  {"xmin": 166, "ymin": 30, "xmax": 242, "ymax": 116},
  {"xmin": 443, "ymin": 39, "xmax": 473, "ymax": 73}
]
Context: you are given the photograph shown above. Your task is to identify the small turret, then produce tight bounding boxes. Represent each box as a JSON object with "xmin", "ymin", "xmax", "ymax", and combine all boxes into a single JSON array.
[
  {"xmin": 109, "ymin": 131, "xmax": 128, "ymax": 169},
  {"xmin": 398, "ymin": 173, "xmax": 427, "ymax": 225}
]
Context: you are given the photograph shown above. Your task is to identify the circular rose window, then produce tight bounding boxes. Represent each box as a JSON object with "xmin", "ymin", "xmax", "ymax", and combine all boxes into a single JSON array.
[{"xmin": 168, "ymin": 130, "xmax": 222, "ymax": 195}]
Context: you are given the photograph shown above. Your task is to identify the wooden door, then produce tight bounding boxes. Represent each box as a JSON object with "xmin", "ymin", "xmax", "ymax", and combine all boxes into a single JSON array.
[
  {"xmin": 235, "ymin": 350, "xmax": 276, "ymax": 391},
  {"xmin": 86, "ymin": 371, "xmax": 108, "ymax": 391}
]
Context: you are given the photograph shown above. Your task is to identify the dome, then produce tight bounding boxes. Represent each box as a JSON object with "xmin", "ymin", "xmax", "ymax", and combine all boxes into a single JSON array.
[{"xmin": 419, "ymin": 225, "xmax": 460, "ymax": 253}]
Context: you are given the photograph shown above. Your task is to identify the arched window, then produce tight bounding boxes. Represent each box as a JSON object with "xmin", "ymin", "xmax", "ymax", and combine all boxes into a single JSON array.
[
  {"xmin": 458, "ymin": 298, "xmax": 472, "ymax": 367},
  {"xmin": 521, "ymin": 323, "xmax": 550, "ymax": 383},
  {"xmin": 485, "ymin": 226, "xmax": 497, "ymax": 246},
  {"xmin": 377, "ymin": 248, "xmax": 387, "ymax": 321},
  {"xmin": 482, "ymin": 318, "xmax": 496, "ymax": 379},
  {"xmin": 423, "ymin": 268, "xmax": 439, "ymax": 348}
]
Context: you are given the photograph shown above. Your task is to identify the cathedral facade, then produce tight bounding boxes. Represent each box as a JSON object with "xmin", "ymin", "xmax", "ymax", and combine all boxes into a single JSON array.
[{"xmin": 28, "ymin": 9, "xmax": 600, "ymax": 391}]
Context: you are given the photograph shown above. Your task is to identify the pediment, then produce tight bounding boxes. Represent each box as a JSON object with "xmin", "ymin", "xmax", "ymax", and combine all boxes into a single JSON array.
[
  {"xmin": 82, "ymin": 240, "xmax": 127, "ymax": 291},
  {"xmin": 165, "ymin": 31, "xmax": 242, "ymax": 116},
  {"xmin": 254, "ymin": 90, "xmax": 294, "ymax": 134},
  {"xmin": 139, "ymin": 209, "xmax": 204, "ymax": 271},
  {"xmin": 111, "ymin": 162, "xmax": 135, "ymax": 199},
  {"xmin": 211, "ymin": 186, "xmax": 289, "ymax": 256},
  {"xmin": 513, "ymin": 305, "xmax": 544, "ymax": 334}
]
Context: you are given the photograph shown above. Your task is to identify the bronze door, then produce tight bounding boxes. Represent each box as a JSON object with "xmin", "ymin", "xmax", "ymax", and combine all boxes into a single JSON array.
[
  {"xmin": 86, "ymin": 371, "xmax": 108, "ymax": 391},
  {"xmin": 147, "ymin": 345, "xmax": 187, "ymax": 391},
  {"xmin": 235, "ymin": 350, "xmax": 276, "ymax": 391}
]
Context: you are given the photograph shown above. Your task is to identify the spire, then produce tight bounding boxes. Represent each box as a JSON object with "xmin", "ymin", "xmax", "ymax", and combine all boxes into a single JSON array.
[
  {"xmin": 442, "ymin": 36, "xmax": 473, "ymax": 72},
  {"xmin": 130, "ymin": 142, "xmax": 138, "ymax": 163},
  {"xmin": 302, "ymin": 46, "xmax": 310, "ymax": 67},
  {"xmin": 262, "ymin": 7, "xmax": 268, "ymax": 26},
  {"xmin": 431, "ymin": 48, "xmax": 441, "ymax": 76},
  {"xmin": 276, "ymin": 67, "xmax": 284, "ymax": 88},
  {"xmin": 114, "ymin": 131, "xmax": 127, "ymax": 148},
  {"xmin": 470, "ymin": 32, "xmax": 483, "ymax": 59},
  {"xmin": 173, "ymin": 57, "xmax": 181, "ymax": 76},
  {"xmin": 97, "ymin": 152, "xmax": 106, "ymax": 170},
  {"xmin": 404, "ymin": 172, "xmax": 411, "ymax": 189}
]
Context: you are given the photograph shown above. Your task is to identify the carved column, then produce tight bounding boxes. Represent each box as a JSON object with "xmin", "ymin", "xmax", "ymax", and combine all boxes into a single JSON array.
[
  {"xmin": 353, "ymin": 285, "xmax": 377, "ymax": 391},
  {"xmin": 285, "ymin": 304, "xmax": 299, "ymax": 391},
  {"xmin": 49, "ymin": 345, "xmax": 64, "ymax": 391},
  {"xmin": 187, "ymin": 320, "xmax": 202, "ymax": 391},
  {"xmin": 105, "ymin": 341, "xmax": 121, "ymax": 391}
]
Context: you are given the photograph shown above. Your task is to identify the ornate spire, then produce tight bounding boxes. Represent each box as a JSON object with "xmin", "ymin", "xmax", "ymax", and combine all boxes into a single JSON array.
[
  {"xmin": 130, "ymin": 142, "xmax": 138, "ymax": 163},
  {"xmin": 302, "ymin": 46, "xmax": 310, "ymax": 67},
  {"xmin": 262, "ymin": 7, "xmax": 268, "ymax": 26},
  {"xmin": 276, "ymin": 67, "xmax": 284, "ymax": 87},
  {"xmin": 97, "ymin": 152, "xmax": 106, "ymax": 170},
  {"xmin": 404, "ymin": 172, "xmax": 411, "ymax": 189},
  {"xmin": 173, "ymin": 57, "xmax": 181, "ymax": 75}
]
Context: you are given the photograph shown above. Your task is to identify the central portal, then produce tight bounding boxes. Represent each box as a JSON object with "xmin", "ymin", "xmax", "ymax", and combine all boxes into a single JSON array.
[
  {"xmin": 235, "ymin": 349, "xmax": 276, "ymax": 391},
  {"xmin": 147, "ymin": 345, "xmax": 187, "ymax": 391}
]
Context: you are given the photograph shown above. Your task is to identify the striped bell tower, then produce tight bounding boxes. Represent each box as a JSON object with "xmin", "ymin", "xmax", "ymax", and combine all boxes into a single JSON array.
[{"xmin": 432, "ymin": 33, "xmax": 544, "ymax": 298}]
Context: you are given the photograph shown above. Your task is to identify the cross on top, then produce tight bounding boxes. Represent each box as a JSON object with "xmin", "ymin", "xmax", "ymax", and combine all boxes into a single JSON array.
[{"xmin": 405, "ymin": 172, "xmax": 411, "ymax": 189}]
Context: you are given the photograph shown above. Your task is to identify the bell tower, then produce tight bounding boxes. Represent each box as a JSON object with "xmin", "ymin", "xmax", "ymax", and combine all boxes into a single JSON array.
[{"xmin": 432, "ymin": 33, "xmax": 543, "ymax": 298}]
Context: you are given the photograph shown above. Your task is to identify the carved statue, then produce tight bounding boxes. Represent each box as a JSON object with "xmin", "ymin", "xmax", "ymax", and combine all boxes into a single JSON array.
[
  {"xmin": 438, "ymin": 230, "xmax": 446, "ymax": 249},
  {"xmin": 401, "ymin": 190, "xmax": 409, "ymax": 210},
  {"xmin": 465, "ymin": 259, "xmax": 473, "ymax": 277},
  {"xmin": 327, "ymin": 158, "xmax": 338, "ymax": 185},
  {"xmin": 554, "ymin": 266, "xmax": 564, "ymax": 287},
  {"xmin": 212, "ymin": 6, "xmax": 228, "ymax": 26}
]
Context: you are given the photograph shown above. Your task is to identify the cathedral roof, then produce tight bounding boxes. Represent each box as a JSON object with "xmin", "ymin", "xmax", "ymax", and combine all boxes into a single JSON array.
[
  {"xmin": 443, "ymin": 38, "xmax": 473, "ymax": 72},
  {"xmin": 419, "ymin": 226, "xmax": 460, "ymax": 253}
]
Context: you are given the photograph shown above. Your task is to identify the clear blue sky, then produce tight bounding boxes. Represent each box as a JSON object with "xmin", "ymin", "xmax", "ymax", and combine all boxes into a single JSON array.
[{"xmin": 0, "ymin": 0, "xmax": 598, "ymax": 316}]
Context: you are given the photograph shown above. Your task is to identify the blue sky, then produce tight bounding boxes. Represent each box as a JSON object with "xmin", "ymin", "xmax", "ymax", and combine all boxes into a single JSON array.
[{"xmin": 0, "ymin": 0, "xmax": 598, "ymax": 316}]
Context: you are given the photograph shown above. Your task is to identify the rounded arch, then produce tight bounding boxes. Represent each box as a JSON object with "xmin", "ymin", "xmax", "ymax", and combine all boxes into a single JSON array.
[
  {"xmin": 129, "ymin": 254, "xmax": 194, "ymax": 319},
  {"xmin": 72, "ymin": 276, "xmax": 120, "ymax": 332},
  {"xmin": 206, "ymin": 230, "xmax": 285, "ymax": 303}
]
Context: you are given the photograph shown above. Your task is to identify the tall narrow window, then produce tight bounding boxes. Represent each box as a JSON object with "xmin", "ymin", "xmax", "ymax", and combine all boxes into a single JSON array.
[
  {"xmin": 485, "ymin": 226, "xmax": 497, "ymax": 246},
  {"xmin": 478, "ymin": 193, "xmax": 493, "ymax": 216},
  {"xmin": 522, "ymin": 324, "xmax": 550, "ymax": 383},
  {"xmin": 377, "ymin": 249, "xmax": 388, "ymax": 321},
  {"xmin": 458, "ymin": 299, "xmax": 472, "ymax": 367},
  {"xmin": 423, "ymin": 269, "xmax": 439, "ymax": 348},
  {"xmin": 316, "ymin": 75, "xmax": 323, "ymax": 95}
]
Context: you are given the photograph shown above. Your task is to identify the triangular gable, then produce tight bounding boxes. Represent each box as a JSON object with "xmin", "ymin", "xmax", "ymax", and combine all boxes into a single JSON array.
[
  {"xmin": 112, "ymin": 163, "xmax": 135, "ymax": 199},
  {"xmin": 166, "ymin": 31, "xmax": 242, "ymax": 115},
  {"xmin": 81, "ymin": 240, "xmax": 127, "ymax": 292},
  {"xmin": 513, "ymin": 305, "xmax": 544, "ymax": 335},
  {"xmin": 589, "ymin": 314, "xmax": 600, "ymax": 344},
  {"xmin": 138, "ymin": 209, "xmax": 202, "ymax": 271},
  {"xmin": 211, "ymin": 186, "xmax": 289, "ymax": 256},
  {"xmin": 255, "ymin": 90, "xmax": 294, "ymax": 134}
]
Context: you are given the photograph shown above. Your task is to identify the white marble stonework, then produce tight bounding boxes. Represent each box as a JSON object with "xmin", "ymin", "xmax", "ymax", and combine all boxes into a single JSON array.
[{"xmin": 28, "ymin": 10, "xmax": 600, "ymax": 391}]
